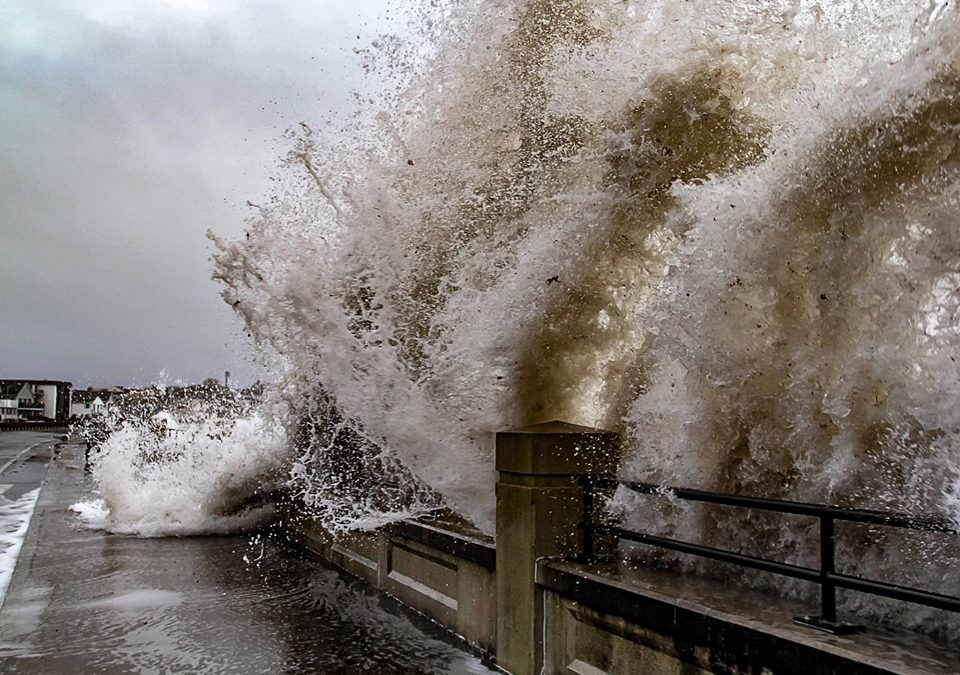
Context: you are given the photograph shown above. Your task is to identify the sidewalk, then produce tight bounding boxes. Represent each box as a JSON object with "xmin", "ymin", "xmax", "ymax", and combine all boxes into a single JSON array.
[{"xmin": 0, "ymin": 445, "xmax": 495, "ymax": 674}]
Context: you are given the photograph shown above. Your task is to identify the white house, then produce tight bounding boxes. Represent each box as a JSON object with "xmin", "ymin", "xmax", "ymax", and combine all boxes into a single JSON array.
[
  {"xmin": 70, "ymin": 390, "xmax": 107, "ymax": 418},
  {"xmin": 0, "ymin": 380, "xmax": 73, "ymax": 422},
  {"xmin": 36, "ymin": 383, "xmax": 60, "ymax": 420},
  {"xmin": 0, "ymin": 382, "xmax": 38, "ymax": 420},
  {"xmin": 0, "ymin": 396, "xmax": 16, "ymax": 421}
]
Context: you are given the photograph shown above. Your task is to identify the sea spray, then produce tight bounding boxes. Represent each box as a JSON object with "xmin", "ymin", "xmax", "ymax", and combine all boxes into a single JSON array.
[
  {"xmin": 212, "ymin": 0, "xmax": 960, "ymax": 636},
  {"xmin": 285, "ymin": 391, "xmax": 443, "ymax": 534},
  {"xmin": 73, "ymin": 388, "xmax": 288, "ymax": 537},
  {"xmin": 616, "ymin": 6, "xmax": 960, "ymax": 637}
]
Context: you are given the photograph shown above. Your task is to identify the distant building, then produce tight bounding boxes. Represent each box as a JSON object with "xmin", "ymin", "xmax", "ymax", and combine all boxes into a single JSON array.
[
  {"xmin": 70, "ymin": 388, "xmax": 121, "ymax": 419},
  {"xmin": 0, "ymin": 380, "xmax": 73, "ymax": 422},
  {"xmin": 70, "ymin": 390, "xmax": 106, "ymax": 418},
  {"xmin": 0, "ymin": 391, "xmax": 17, "ymax": 421}
]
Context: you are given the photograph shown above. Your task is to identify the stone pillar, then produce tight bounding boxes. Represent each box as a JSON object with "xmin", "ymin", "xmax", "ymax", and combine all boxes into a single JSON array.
[{"xmin": 495, "ymin": 421, "xmax": 620, "ymax": 675}]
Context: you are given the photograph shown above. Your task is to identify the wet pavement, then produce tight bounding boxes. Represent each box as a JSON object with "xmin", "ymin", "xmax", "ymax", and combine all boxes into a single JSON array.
[
  {"xmin": 0, "ymin": 432, "xmax": 62, "ymax": 501},
  {"xmin": 0, "ymin": 445, "xmax": 497, "ymax": 674},
  {"xmin": 0, "ymin": 432, "xmax": 63, "ymax": 605}
]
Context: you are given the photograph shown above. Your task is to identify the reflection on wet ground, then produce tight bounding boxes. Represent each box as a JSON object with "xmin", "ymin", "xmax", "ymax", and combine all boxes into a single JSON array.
[{"xmin": 0, "ymin": 448, "xmax": 495, "ymax": 674}]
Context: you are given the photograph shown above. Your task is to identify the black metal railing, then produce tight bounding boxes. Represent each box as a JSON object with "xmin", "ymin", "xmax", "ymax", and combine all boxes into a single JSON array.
[{"xmin": 580, "ymin": 477, "xmax": 960, "ymax": 634}]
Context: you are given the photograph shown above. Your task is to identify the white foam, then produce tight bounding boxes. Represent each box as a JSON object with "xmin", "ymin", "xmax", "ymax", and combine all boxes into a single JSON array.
[
  {"xmin": 0, "ymin": 488, "xmax": 41, "ymax": 607},
  {"xmin": 82, "ymin": 589, "xmax": 182, "ymax": 611},
  {"xmin": 73, "ymin": 412, "xmax": 287, "ymax": 537}
]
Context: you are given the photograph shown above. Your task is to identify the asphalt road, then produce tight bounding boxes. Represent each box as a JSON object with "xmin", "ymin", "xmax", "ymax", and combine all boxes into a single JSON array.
[{"xmin": 0, "ymin": 432, "xmax": 63, "ymax": 501}]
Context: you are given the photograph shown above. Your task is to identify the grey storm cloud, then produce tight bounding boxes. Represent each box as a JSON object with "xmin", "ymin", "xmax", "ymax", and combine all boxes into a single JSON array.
[{"xmin": 1, "ymin": 0, "xmax": 395, "ymax": 388}]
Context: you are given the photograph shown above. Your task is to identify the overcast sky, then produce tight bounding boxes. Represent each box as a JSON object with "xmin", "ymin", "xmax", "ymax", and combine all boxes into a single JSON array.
[{"xmin": 0, "ymin": 0, "xmax": 398, "ymax": 388}]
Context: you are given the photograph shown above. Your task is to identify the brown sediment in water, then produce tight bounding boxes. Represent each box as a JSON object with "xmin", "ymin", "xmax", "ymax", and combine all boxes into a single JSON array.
[
  {"xmin": 704, "ymin": 71, "xmax": 960, "ymax": 499},
  {"xmin": 515, "ymin": 67, "xmax": 768, "ymax": 428},
  {"xmin": 382, "ymin": 1, "xmax": 600, "ymax": 382},
  {"xmin": 618, "ymin": 71, "xmax": 960, "ymax": 624}
]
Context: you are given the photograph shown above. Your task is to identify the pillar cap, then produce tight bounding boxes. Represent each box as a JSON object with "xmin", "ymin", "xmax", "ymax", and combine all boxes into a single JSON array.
[
  {"xmin": 496, "ymin": 420, "xmax": 620, "ymax": 476},
  {"xmin": 505, "ymin": 420, "xmax": 609, "ymax": 435}
]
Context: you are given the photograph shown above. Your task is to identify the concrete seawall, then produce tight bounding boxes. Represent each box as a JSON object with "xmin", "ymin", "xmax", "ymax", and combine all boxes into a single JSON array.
[
  {"xmin": 281, "ymin": 423, "xmax": 960, "ymax": 675},
  {"xmin": 280, "ymin": 505, "xmax": 498, "ymax": 656}
]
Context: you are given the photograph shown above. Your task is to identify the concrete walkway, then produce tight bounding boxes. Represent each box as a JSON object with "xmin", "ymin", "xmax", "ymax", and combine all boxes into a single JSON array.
[{"xmin": 0, "ymin": 445, "xmax": 496, "ymax": 674}]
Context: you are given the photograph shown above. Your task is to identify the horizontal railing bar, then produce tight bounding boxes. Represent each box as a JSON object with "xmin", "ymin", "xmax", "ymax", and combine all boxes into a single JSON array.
[
  {"xmin": 593, "ymin": 479, "xmax": 957, "ymax": 534},
  {"xmin": 829, "ymin": 572, "xmax": 960, "ymax": 613},
  {"xmin": 595, "ymin": 525, "xmax": 822, "ymax": 584},
  {"xmin": 592, "ymin": 524, "xmax": 960, "ymax": 614}
]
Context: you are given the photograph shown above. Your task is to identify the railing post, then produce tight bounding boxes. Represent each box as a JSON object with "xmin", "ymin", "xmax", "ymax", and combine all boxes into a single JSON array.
[
  {"xmin": 495, "ymin": 421, "xmax": 620, "ymax": 675},
  {"xmin": 820, "ymin": 515, "xmax": 837, "ymax": 623},
  {"xmin": 794, "ymin": 513, "xmax": 864, "ymax": 635}
]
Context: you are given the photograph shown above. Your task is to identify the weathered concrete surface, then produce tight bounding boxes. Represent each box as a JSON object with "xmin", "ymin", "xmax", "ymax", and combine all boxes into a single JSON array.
[
  {"xmin": 539, "ymin": 560, "xmax": 960, "ymax": 675},
  {"xmin": 495, "ymin": 421, "xmax": 620, "ymax": 675},
  {"xmin": 0, "ymin": 446, "xmax": 497, "ymax": 674},
  {"xmin": 283, "ymin": 506, "xmax": 499, "ymax": 655}
]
